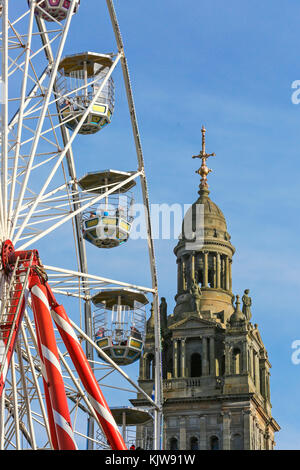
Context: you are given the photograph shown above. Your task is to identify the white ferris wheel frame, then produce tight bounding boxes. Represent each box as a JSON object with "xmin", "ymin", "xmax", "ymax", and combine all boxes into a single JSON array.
[{"xmin": 0, "ymin": 0, "xmax": 163, "ymax": 450}]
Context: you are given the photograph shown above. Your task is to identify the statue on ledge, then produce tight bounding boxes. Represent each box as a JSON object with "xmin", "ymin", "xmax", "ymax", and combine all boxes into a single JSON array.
[
  {"xmin": 160, "ymin": 297, "xmax": 168, "ymax": 332},
  {"xmin": 242, "ymin": 289, "xmax": 252, "ymax": 321},
  {"xmin": 190, "ymin": 277, "xmax": 202, "ymax": 313}
]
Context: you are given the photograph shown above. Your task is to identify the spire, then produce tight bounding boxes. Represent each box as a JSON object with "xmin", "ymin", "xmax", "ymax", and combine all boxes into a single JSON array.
[{"xmin": 192, "ymin": 126, "xmax": 215, "ymax": 196}]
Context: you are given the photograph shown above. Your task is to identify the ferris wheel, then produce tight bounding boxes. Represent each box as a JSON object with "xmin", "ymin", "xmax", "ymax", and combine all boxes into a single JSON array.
[{"xmin": 0, "ymin": 0, "xmax": 162, "ymax": 450}]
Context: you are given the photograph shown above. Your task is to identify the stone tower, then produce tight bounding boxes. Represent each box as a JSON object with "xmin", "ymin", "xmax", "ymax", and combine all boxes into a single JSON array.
[{"xmin": 133, "ymin": 127, "xmax": 280, "ymax": 450}]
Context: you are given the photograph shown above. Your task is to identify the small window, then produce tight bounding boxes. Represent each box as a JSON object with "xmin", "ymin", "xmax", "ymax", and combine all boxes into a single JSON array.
[
  {"xmin": 146, "ymin": 354, "xmax": 155, "ymax": 380},
  {"xmin": 190, "ymin": 436, "xmax": 199, "ymax": 450},
  {"xmin": 170, "ymin": 437, "xmax": 178, "ymax": 450},
  {"xmin": 190, "ymin": 353, "xmax": 202, "ymax": 377},
  {"xmin": 210, "ymin": 436, "xmax": 219, "ymax": 450}
]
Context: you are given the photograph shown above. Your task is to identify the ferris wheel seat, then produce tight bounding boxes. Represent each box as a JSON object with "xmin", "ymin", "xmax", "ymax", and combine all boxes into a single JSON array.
[
  {"xmin": 95, "ymin": 335, "xmax": 144, "ymax": 366},
  {"xmin": 28, "ymin": 0, "xmax": 80, "ymax": 22},
  {"xmin": 59, "ymin": 101, "xmax": 112, "ymax": 135},
  {"xmin": 82, "ymin": 215, "xmax": 132, "ymax": 248}
]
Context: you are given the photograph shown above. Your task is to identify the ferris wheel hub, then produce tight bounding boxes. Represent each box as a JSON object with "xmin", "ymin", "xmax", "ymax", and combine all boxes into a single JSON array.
[{"xmin": 1, "ymin": 239, "xmax": 15, "ymax": 274}]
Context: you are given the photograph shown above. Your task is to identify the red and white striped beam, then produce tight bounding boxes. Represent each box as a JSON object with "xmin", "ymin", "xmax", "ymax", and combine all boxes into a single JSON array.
[
  {"xmin": 30, "ymin": 278, "xmax": 77, "ymax": 450},
  {"xmin": 45, "ymin": 283, "xmax": 127, "ymax": 450}
]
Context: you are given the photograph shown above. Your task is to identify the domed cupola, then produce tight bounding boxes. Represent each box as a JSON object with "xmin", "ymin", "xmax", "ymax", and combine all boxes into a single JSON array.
[{"xmin": 173, "ymin": 127, "xmax": 235, "ymax": 323}]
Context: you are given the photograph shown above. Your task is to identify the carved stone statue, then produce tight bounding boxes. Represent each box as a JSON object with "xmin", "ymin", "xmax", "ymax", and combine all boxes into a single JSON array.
[
  {"xmin": 190, "ymin": 278, "xmax": 202, "ymax": 313},
  {"xmin": 160, "ymin": 297, "xmax": 168, "ymax": 331},
  {"xmin": 242, "ymin": 289, "xmax": 252, "ymax": 321}
]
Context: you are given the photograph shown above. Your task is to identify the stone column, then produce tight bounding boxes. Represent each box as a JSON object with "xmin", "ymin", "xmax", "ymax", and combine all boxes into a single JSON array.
[
  {"xmin": 213, "ymin": 254, "xmax": 217, "ymax": 288},
  {"xmin": 216, "ymin": 253, "xmax": 221, "ymax": 288},
  {"xmin": 242, "ymin": 341, "xmax": 248, "ymax": 374},
  {"xmin": 229, "ymin": 258, "xmax": 232, "ymax": 292},
  {"xmin": 267, "ymin": 372, "xmax": 270, "ymax": 401},
  {"xmin": 225, "ymin": 256, "xmax": 230, "ymax": 291},
  {"xmin": 220, "ymin": 256, "xmax": 225, "ymax": 289},
  {"xmin": 243, "ymin": 409, "xmax": 252, "ymax": 450},
  {"xmin": 182, "ymin": 259, "xmax": 187, "ymax": 291},
  {"xmin": 203, "ymin": 251, "xmax": 208, "ymax": 287},
  {"xmin": 209, "ymin": 336, "xmax": 215, "ymax": 376},
  {"xmin": 181, "ymin": 339, "xmax": 186, "ymax": 378},
  {"xmin": 173, "ymin": 339, "xmax": 178, "ymax": 378},
  {"xmin": 199, "ymin": 415, "xmax": 207, "ymax": 450},
  {"xmin": 191, "ymin": 252, "xmax": 195, "ymax": 281},
  {"xmin": 265, "ymin": 429, "xmax": 271, "ymax": 450},
  {"xmin": 225, "ymin": 343, "xmax": 231, "ymax": 375},
  {"xmin": 179, "ymin": 417, "xmax": 187, "ymax": 450},
  {"xmin": 177, "ymin": 259, "xmax": 182, "ymax": 293},
  {"xmin": 222, "ymin": 412, "xmax": 231, "ymax": 450},
  {"xmin": 253, "ymin": 417, "xmax": 258, "ymax": 450},
  {"xmin": 249, "ymin": 347, "xmax": 253, "ymax": 379},
  {"xmin": 260, "ymin": 365, "xmax": 267, "ymax": 398},
  {"xmin": 202, "ymin": 337, "xmax": 209, "ymax": 375},
  {"xmin": 252, "ymin": 351, "xmax": 257, "ymax": 386},
  {"xmin": 255, "ymin": 353, "xmax": 260, "ymax": 392},
  {"xmin": 163, "ymin": 419, "xmax": 168, "ymax": 451},
  {"xmin": 142, "ymin": 355, "xmax": 147, "ymax": 379}
]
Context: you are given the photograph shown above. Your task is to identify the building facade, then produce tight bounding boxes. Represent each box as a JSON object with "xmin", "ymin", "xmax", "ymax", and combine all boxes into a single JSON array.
[{"xmin": 133, "ymin": 128, "xmax": 280, "ymax": 450}]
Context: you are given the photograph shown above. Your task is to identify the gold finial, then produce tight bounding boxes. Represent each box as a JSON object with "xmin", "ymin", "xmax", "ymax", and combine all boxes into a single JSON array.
[{"xmin": 192, "ymin": 126, "xmax": 215, "ymax": 190}]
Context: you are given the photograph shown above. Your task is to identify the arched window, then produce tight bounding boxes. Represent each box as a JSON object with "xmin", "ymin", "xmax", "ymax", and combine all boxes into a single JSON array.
[
  {"xmin": 231, "ymin": 433, "xmax": 243, "ymax": 450},
  {"xmin": 190, "ymin": 436, "xmax": 199, "ymax": 450},
  {"xmin": 190, "ymin": 353, "xmax": 202, "ymax": 377},
  {"xmin": 210, "ymin": 436, "xmax": 219, "ymax": 450},
  {"xmin": 232, "ymin": 348, "xmax": 241, "ymax": 374},
  {"xmin": 170, "ymin": 437, "xmax": 178, "ymax": 450},
  {"xmin": 146, "ymin": 353, "xmax": 155, "ymax": 380}
]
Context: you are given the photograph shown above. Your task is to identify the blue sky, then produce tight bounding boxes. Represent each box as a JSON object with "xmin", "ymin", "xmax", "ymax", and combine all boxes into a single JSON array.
[
  {"xmin": 65, "ymin": 0, "xmax": 299, "ymax": 450},
  {"xmin": 58, "ymin": 0, "xmax": 300, "ymax": 450},
  {"xmin": 10, "ymin": 0, "xmax": 300, "ymax": 449}
]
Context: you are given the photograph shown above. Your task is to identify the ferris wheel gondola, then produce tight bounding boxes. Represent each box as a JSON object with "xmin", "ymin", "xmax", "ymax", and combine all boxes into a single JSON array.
[
  {"xmin": 78, "ymin": 170, "xmax": 136, "ymax": 248},
  {"xmin": 28, "ymin": 0, "xmax": 80, "ymax": 22},
  {"xmin": 57, "ymin": 52, "xmax": 115, "ymax": 135},
  {"xmin": 93, "ymin": 289, "xmax": 147, "ymax": 366}
]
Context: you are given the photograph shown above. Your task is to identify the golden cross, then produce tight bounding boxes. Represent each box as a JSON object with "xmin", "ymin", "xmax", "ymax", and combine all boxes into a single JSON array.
[
  {"xmin": 192, "ymin": 126, "xmax": 215, "ymax": 162},
  {"xmin": 192, "ymin": 126, "xmax": 215, "ymax": 189}
]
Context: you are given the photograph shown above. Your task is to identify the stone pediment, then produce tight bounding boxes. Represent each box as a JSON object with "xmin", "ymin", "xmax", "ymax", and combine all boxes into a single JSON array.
[
  {"xmin": 252, "ymin": 327, "xmax": 265, "ymax": 349},
  {"xmin": 168, "ymin": 312, "xmax": 217, "ymax": 331}
]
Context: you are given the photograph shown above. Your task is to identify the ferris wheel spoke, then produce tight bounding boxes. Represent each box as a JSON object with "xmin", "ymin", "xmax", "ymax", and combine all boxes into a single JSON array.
[
  {"xmin": 12, "ymin": 52, "xmax": 122, "ymax": 247},
  {"xmin": 15, "ymin": 168, "xmax": 140, "ymax": 250},
  {"xmin": 9, "ymin": 354, "xmax": 20, "ymax": 449},
  {"xmin": 44, "ymin": 265, "xmax": 155, "ymax": 297},
  {"xmin": 8, "ymin": 67, "xmax": 49, "ymax": 132},
  {"xmin": 13, "ymin": 342, "xmax": 37, "ymax": 449},
  {"xmin": 1, "ymin": 0, "xmax": 9, "ymax": 236},
  {"xmin": 8, "ymin": 2, "xmax": 77, "ymax": 243},
  {"xmin": 20, "ymin": 320, "xmax": 53, "ymax": 446},
  {"xmin": 8, "ymin": 2, "xmax": 37, "ymax": 232}
]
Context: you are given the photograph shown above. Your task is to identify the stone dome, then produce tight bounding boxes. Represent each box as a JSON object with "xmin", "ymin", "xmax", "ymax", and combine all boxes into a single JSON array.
[{"xmin": 178, "ymin": 187, "xmax": 233, "ymax": 250}]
